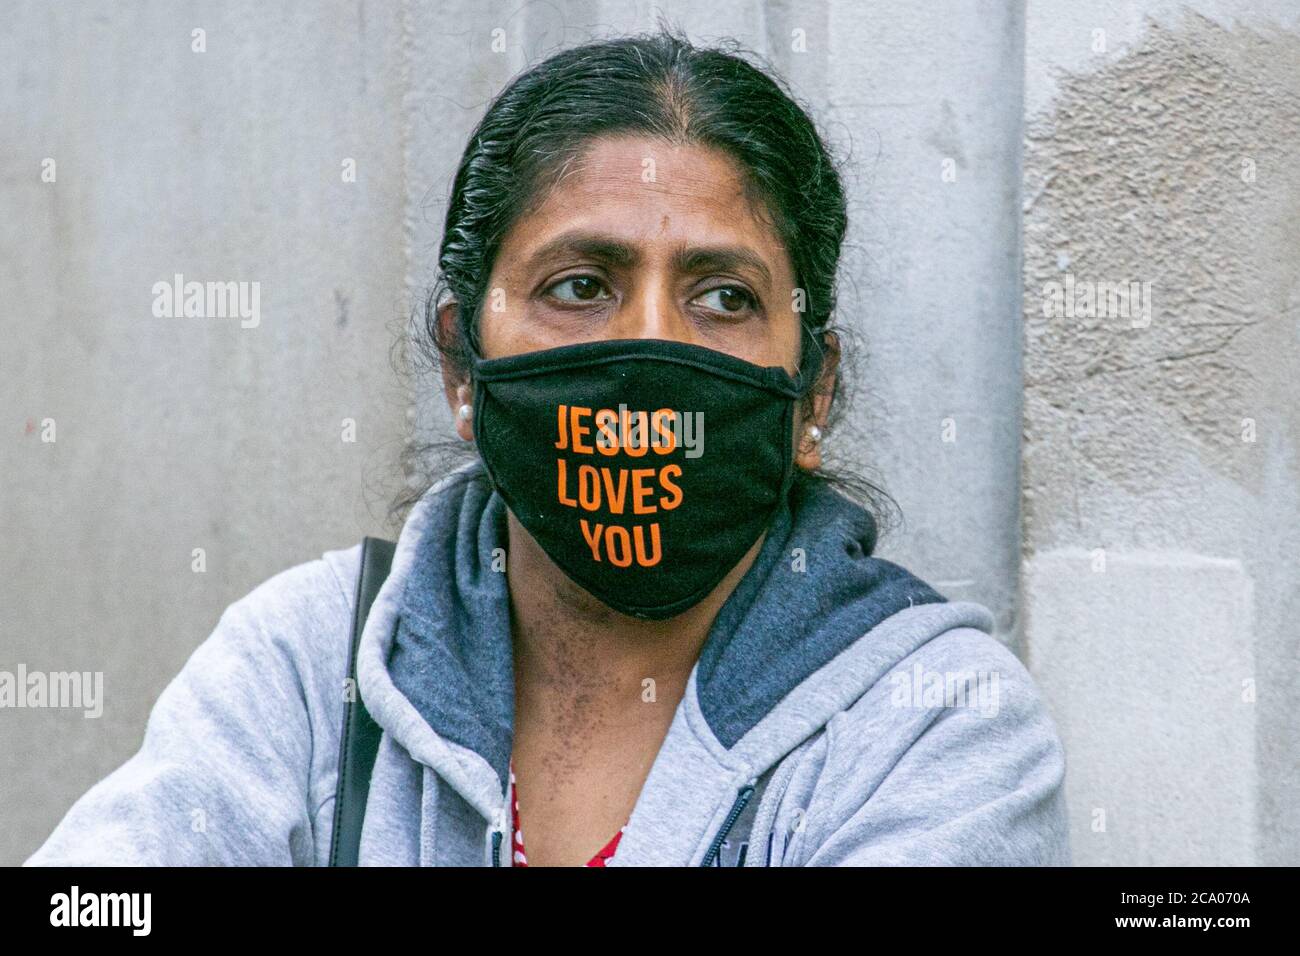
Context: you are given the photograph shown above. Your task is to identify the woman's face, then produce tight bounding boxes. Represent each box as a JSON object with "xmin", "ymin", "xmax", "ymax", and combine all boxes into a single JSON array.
[{"xmin": 445, "ymin": 134, "xmax": 834, "ymax": 470}]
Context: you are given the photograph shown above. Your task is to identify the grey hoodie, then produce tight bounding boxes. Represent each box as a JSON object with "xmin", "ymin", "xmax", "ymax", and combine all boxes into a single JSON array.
[{"xmin": 26, "ymin": 461, "xmax": 1070, "ymax": 867}]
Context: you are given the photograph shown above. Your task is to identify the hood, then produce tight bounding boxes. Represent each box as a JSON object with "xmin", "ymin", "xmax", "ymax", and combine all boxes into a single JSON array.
[{"xmin": 355, "ymin": 459, "xmax": 995, "ymax": 860}]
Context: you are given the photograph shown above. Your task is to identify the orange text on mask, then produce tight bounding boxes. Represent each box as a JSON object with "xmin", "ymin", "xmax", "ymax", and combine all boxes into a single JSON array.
[{"xmin": 554, "ymin": 405, "xmax": 686, "ymax": 568}]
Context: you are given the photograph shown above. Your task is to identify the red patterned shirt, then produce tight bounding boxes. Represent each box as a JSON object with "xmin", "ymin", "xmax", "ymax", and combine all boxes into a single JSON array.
[{"xmin": 508, "ymin": 762, "xmax": 625, "ymax": 867}]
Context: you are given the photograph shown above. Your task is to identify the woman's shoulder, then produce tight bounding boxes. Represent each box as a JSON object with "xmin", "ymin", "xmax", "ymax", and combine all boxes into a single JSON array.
[
  {"xmin": 197, "ymin": 543, "xmax": 366, "ymax": 708},
  {"xmin": 789, "ymin": 618, "xmax": 1071, "ymax": 864},
  {"xmin": 844, "ymin": 612, "xmax": 1065, "ymax": 791},
  {"xmin": 23, "ymin": 542, "xmax": 373, "ymax": 866},
  {"xmin": 857, "ymin": 614, "xmax": 1061, "ymax": 747},
  {"xmin": 219, "ymin": 543, "xmax": 362, "ymax": 647}
]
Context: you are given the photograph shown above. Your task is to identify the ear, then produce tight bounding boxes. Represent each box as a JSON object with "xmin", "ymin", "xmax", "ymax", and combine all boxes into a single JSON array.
[
  {"xmin": 795, "ymin": 330, "xmax": 840, "ymax": 472},
  {"xmin": 437, "ymin": 299, "xmax": 475, "ymax": 442}
]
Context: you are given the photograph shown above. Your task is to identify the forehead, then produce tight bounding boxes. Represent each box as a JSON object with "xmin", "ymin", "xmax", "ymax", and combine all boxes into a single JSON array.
[{"xmin": 497, "ymin": 135, "xmax": 793, "ymax": 279}]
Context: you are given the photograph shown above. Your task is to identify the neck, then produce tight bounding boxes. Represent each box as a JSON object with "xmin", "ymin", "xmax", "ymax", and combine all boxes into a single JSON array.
[{"xmin": 505, "ymin": 510, "xmax": 766, "ymax": 705}]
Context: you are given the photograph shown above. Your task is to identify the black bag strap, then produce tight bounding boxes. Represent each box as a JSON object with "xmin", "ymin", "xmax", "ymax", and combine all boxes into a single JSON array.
[{"xmin": 328, "ymin": 535, "xmax": 396, "ymax": 866}]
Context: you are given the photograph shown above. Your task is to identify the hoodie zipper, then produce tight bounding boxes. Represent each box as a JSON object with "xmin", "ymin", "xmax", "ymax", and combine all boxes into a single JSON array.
[
  {"xmin": 699, "ymin": 784, "xmax": 755, "ymax": 867},
  {"xmin": 492, "ymin": 781, "xmax": 757, "ymax": 866},
  {"xmin": 488, "ymin": 789, "xmax": 508, "ymax": 867}
]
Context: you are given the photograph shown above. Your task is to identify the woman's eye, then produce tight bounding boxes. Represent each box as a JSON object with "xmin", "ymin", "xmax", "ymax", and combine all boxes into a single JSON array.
[
  {"xmin": 547, "ymin": 275, "xmax": 611, "ymax": 303},
  {"xmin": 694, "ymin": 286, "xmax": 756, "ymax": 314}
]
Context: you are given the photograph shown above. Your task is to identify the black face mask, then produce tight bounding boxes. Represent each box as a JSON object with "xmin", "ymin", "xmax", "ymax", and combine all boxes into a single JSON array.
[{"xmin": 471, "ymin": 337, "xmax": 820, "ymax": 620}]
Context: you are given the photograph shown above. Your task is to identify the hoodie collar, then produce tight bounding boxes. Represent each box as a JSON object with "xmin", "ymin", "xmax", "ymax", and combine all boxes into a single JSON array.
[
  {"xmin": 693, "ymin": 470, "xmax": 948, "ymax": 749},
  {"xmin": 354, "ymin": 462, "xmax": 508, "ymax": 824},
  {"xmin": 360, "ymin": 460, "xmax": 956, "ymax": 822}
]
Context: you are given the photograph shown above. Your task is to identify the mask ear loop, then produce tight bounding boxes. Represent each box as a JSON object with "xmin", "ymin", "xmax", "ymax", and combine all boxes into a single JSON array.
[
  {"xmin": 773, "ymin": 323, "xmax": 825, "ymax": 508},
  {"xmin": 794, "ymin": 322, "xmax": 827, "ymax": 399},
  {"xmin": 794, "ymin": 323, "xmax": 830, "ymax": 477}
]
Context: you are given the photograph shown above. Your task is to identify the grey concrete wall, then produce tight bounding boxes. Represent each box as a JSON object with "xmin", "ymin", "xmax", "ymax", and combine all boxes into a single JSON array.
[
  {"xmin": 3, "ymin": 0, "xmax": 1295, "ymax": 866},
  {"xmin": 1022, "ymin": 1, "xmax": 1300, "ymax": 865},
  {"xmin": 1, "ymin": 0, "xmax": 412, "ymax": 864}
]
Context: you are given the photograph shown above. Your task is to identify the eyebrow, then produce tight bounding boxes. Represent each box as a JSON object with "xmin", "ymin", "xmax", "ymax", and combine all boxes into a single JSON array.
[{"xmin": 525, "ymin": 231, "xmax": 774, "ymax": 291}]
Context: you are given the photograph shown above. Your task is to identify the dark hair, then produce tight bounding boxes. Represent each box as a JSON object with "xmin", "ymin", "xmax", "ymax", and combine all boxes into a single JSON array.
[{"xmin": 394, "ymin": 24, "xmax": 897, "ymax": 536}]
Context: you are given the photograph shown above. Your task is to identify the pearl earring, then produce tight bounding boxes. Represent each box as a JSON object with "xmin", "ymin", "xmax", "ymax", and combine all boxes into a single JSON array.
[
  {"xmin": 458, "ymin": 404, "xmax": 473, "ymax": 421},
  {"xmin": 806, "ymin": 424, "xmax": 822, "ymax": 444}
]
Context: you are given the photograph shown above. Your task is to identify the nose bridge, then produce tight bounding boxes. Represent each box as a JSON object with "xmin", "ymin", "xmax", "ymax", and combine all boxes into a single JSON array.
[{"xmin": 613, "ymin": 257, "xmax": 690, "ymax": 341}]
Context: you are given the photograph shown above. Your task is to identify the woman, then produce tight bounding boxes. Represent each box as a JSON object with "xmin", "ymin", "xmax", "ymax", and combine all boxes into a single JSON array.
[{"xmin": 27, "ymin": 30, "xmax": 1069, "ymax": 867}]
